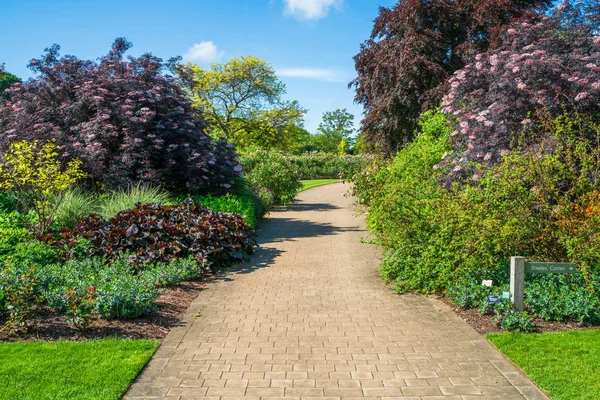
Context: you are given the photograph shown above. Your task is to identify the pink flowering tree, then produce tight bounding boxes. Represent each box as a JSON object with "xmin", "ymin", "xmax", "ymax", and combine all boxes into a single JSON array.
[
  {"xmin": 439, "ymin": 2, "xmax": 600, "ymax": 180},
  {"xmin": 0, "ymin": 38, "xmax": 241, "ymax": 193},
  {"xmin": 350, "ymin": 0, "xmax": 551, "ymax": 154}
]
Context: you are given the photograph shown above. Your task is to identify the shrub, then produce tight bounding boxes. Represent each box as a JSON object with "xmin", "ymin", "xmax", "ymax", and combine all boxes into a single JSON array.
[
  {"xmin": 63, "ymin": 286, "xmax": 98, "ymax": 330},
  {"xmin": 346, "ymin": 157, "xmax": 387, "ymax": 206},
  {"xmin": 98, "ymin": 184, "xmax": 173, "ymax": 220},
  {"xmin": 356, "ymin": 111, "xmax": 454, "ymax": 293},
  {"xmin": 355, "ymin": 109, "xmax": 600, "ymax": 296},
  {"xmin": 0, "ymin": 38, "xmax": 241, "ymax": 193},
  {"xmin": 440, "ymin": 3, "xmax": 600, "ymax": 181},
  {"xmin": 354, "ymin": 109, "xmax": 600, "ymax": 330},
  {"xmin": 0, "ymin": 264, "xmax": 42, "ymax": 333},
  {"xmin": 253, "ymin": 186, "xmax": 275, "ymax": 215},
  {"xmin": 240, "ymin": 150, "xmax": 302, "ymax": 206},
  {"xmin": 0, "ymin": 140, "xmax": 86, "ymax": 235},
  {"xmin": 41, "ymin": 200, "xmax": 256, "ymax": 268}
]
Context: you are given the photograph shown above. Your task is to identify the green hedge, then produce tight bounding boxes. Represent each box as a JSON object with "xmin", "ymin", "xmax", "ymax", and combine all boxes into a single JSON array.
[
  {"xmin": 351, "ymin": 110, "xmax": 600, "ymax": 331},
  {"xmin": 286, "ymin": 152, "xmax": 369, "ymax": 179}
]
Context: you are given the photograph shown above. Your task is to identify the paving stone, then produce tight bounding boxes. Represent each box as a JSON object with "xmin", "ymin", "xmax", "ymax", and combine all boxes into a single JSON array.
[{"xmin": 124, "ymin": 184, "xmax": 549, "ymax": 399}]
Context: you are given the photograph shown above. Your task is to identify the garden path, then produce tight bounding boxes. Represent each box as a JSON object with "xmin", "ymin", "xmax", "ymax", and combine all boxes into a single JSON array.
[{"xmin": 125, "ymin": 183, "xmax": 548, "ymax": 400}]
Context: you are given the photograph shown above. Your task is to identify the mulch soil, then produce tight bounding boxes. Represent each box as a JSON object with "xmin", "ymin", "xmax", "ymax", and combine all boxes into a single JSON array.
[
  {"xmin": 437, "ymin": 295, "xmax": 600, "ymax": 334},
  {"xmin": 3, "ymin": 275, "xmax": 598, "ymax": 341},
  {"xmin": 0, "ymin": 279, "xmax": 210, "ymax": 342}
]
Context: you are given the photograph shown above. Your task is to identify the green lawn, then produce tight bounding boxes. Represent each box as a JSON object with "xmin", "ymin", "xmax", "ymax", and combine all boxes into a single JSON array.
[
  {"xmin": 300, "ymin": 179, "xmax": 340, "ymax": 191},
  {"xmin": 0, "ymin": 339, "xmax": 159, "ymax": 400},
  {"xmin": 487, "ymin": 330, "xmax": 600, "ymax": 400}
]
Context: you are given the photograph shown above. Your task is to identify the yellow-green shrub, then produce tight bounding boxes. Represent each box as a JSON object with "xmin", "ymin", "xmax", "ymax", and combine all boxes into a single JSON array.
[{"xmin": 0, "ymin": 140, "xmax": 86, "ymax": 235}]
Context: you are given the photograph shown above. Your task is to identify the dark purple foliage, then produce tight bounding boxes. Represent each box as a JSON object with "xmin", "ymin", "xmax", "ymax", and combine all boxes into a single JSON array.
[
  {"xmin": 439, "ymin": 3, "xmax": 600, "ymax": 180},
  {"xmin": 350, "ymin": 0, "xmax": 551, "ymax": 154},
  {"xmin": 41, "ymin": 200, "xmax": 256, "ymax": 268},
  {"xmin": 0, "ymin": 38, "xmax": 241, "ymax": 193}
]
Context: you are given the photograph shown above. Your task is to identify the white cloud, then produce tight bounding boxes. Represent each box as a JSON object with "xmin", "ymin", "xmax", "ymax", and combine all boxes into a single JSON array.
[
  {"xmin": 283, "ymin": 0, "xmax": 342, "ymax": 21},
  {"xmin": 182, "ymin": 41, "xmax": 224, "ymax": 63},
  {"xmin": 278, "ymin": 68, "xmax": 342, "ymax": 82}
]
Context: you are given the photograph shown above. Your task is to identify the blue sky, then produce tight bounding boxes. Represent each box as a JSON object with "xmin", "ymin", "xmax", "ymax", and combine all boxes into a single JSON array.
[{"xmin": 0, "ymin": 0, "xmax": 397, "ymax": 133}]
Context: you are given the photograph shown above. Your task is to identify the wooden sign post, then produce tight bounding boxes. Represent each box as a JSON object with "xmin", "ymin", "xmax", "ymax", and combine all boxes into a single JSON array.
[
  {"xmin": 510, "ymin": 256, "xmax": 577, "ymax": 311},
  {"xmin": 510, "ymin": 257, "xmax": 525, "ymax": 311}
]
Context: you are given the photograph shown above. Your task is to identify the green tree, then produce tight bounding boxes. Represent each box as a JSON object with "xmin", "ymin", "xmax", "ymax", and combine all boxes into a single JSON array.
[
  {"xmin": 313, "ymin": 109, "xmax": 355, "ymax": 153},
  {"xmin": 232, "ymin": 101, "xmax": 307, "ymax": 152},
  {"xmin": 0, "ymin": 66, "xmax": 21, "ymax": 99},
  {"xmin": 178, "ymin": 56, "xmax": 305, "ymax": 150}
]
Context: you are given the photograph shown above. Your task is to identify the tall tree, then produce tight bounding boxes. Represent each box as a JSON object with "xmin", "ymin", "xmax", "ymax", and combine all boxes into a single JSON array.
[
  {"xmin": 178, "ymin": 56, "xmax": 305, "ymax": 149},
  {"xmin": 351, "ymin": 0, "xmax": 552, "ymax": 154},
  {"xmin": 313, "ymin": 109, "xmax": 355, "ymax": 153},
  {"xmin": 0, "ymin": 66, "xmax": 21, "ymax": 99}
]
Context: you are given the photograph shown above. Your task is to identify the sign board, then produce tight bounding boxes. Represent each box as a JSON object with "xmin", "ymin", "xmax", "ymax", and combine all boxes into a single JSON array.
[
  {"xmin": 488, "ymin": 295, "xmax": 501, "ymax": 304},
  {"xmin": 511, "ymin": 257, "xmax": 578, "ymax": 311},
  {"xmin": 502, "ymin": 291, "xmax": 510, "ymax": 300},
  {"xmin": 525, "ymin": 262, "xmax": 576, "ymax": 274}
]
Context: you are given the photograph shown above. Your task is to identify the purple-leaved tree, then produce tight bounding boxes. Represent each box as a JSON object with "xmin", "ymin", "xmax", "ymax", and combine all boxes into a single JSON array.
[
  {"xmin": 439, "ymin": 2, "xmax": 600, "ymax": 181},
  {"xmin": 350, "ymin": 0, "xmax": 552, "ymax": 154},
  {"xmin": 0, "ymin": 38, "xmax": 241, "ymax": 193}
]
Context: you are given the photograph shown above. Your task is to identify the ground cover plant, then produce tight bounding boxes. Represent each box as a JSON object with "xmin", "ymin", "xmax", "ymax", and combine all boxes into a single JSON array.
[
  {"xmin": 487, "ymin": 330, "xmax": 600, "ymax": 399},
  {"xmin": 0, "ymin": 339, "xmax": 159, "ymax": 400},
  {"xmin": 42, "ymin": 200, "xmax": 256, "ymax": 267},
  {"xmin": 1, "ymin": 203, "xmax": 256, "ymax": 333}
]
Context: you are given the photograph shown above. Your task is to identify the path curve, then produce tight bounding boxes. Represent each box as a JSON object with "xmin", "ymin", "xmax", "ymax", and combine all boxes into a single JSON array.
[{"xmin": 125, "ymin": 183, "xmax": 548, "ymax": 400}]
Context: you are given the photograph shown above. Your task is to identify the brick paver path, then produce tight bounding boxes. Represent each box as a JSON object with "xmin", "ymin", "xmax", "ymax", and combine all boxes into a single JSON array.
[{"xmin": 125, "ymin": 183, "xmax": 548, "ymax": 400}]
